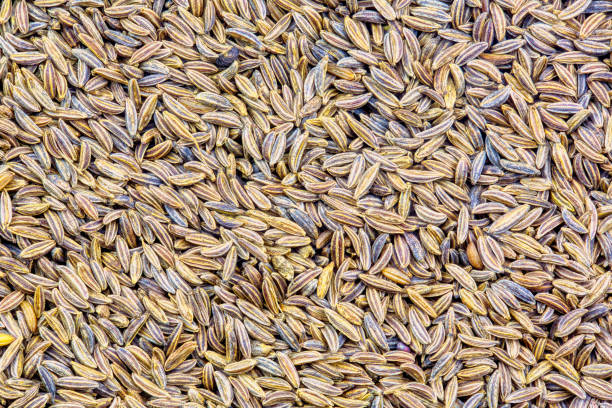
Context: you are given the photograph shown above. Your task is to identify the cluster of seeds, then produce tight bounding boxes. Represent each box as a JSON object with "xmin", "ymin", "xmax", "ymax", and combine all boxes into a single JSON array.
[{"xmin": 0, "ymin": 0, "xmax": 610, "ymax": 405}]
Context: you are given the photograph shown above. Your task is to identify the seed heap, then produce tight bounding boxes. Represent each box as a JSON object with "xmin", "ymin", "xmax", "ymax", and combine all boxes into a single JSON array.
[{"xmin": 0, "ymin": 0, "xmax": 610, "ymax": 405}]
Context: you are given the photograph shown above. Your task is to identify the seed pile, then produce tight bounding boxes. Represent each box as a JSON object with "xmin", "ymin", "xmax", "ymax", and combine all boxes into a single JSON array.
[{"xmin": 0, "ymin": 0, "xmax": 611, "ymax": 405}]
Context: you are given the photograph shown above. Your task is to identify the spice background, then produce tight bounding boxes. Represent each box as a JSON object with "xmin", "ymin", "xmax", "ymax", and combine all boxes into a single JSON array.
[{"xmin": 0, "ymin": 0, "xmax": 610, "ymax": 406}]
